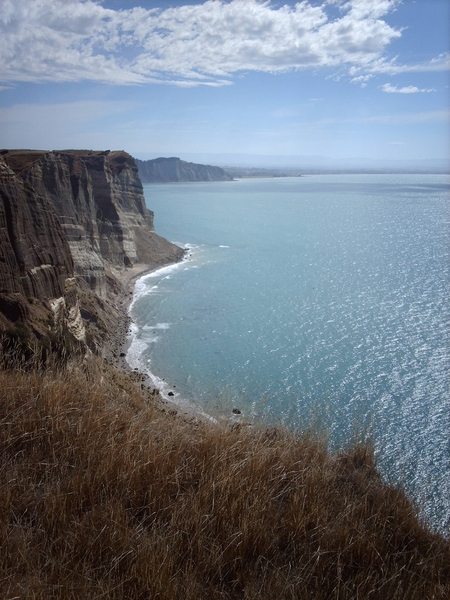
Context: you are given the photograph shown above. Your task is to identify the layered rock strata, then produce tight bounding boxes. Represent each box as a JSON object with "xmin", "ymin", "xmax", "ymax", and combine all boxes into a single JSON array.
[{"xmin": 0, "ymin": 150, "xmax": 183, "ymax": 349}]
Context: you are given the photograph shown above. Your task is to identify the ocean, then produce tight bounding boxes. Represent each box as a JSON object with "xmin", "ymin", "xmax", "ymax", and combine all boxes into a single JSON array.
[{"xmin": 126, "ymin": 174, "xmax": 449, "ymax": 534}]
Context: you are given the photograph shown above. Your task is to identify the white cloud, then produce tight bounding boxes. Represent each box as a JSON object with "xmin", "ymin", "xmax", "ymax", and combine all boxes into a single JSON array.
[
  {"xmin": 381, "ymin": 83, "xmax": 436, "ymax": 94},
  {"xmin": 350, "ymin": 73, "xmax": 373, "ymax": 86},
  {"xmin": 362, "ymin": 52, "xmax": 450, "ymax": 75},
  {"xmin": 0, "ymin": 0, "xmax": 403, "ymax": 86}
]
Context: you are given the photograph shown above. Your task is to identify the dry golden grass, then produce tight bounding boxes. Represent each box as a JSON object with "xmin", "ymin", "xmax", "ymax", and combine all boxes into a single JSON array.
[{"xmin": 0, "ymin": 352, "xmax": 448, "ymax": 599}]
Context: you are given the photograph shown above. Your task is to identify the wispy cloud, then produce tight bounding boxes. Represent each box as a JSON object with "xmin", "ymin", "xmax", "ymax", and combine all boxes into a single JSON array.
[
  {"xmin": 0, "ymin": 0, "xmax": 405, "ymax": 87},
  {"xmin": 381, "ymin": 83, "xmax": 436, "ymax": 94},
  {"xmin": 358, "ymin": 52, "xmax": 450, "ymax": 75},
  {"xmin": 350, "ymin": 74, "xmax": 373, "ymax": 87}
]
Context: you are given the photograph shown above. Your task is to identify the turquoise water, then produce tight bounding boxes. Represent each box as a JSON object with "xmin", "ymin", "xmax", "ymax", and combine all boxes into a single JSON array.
[{"xmin": 127, "ymin": 175, "xmax": 449, "ymax": 534}]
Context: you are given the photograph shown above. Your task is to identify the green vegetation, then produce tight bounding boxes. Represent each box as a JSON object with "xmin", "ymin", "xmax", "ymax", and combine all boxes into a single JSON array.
[{"xmin": 0, "ymin": 347, "xmax": 448, "ymax": 599}]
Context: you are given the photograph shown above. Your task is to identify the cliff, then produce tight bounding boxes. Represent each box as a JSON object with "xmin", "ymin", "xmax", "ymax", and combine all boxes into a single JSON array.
[
  {"xmin": 0, "ymin": 150, "xmax": 183, "ymax": 350},
  {"xmin": 136, "ymin": 156, "xmax": 233, "ymax": 183}
]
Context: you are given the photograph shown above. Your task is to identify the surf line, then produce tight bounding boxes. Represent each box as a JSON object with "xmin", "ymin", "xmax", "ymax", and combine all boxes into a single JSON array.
[{"xmin": 125, "ymin": 245, "xmax": 218, "ymax": 424}]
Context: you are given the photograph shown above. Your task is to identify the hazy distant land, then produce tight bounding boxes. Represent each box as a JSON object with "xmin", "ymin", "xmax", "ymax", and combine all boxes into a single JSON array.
[{"xmin": 135, "ymin": 153, "xmax": 449, "ymax": 176}]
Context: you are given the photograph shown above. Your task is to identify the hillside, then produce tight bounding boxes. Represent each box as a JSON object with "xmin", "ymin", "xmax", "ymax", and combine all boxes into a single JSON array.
[
  {"xmin": 136, "ymin": 156, "xmax": 234, "ymax": 183},
  {"xmin": 0, "ymin": 351, "xmax": 448, "ymax": 599}
]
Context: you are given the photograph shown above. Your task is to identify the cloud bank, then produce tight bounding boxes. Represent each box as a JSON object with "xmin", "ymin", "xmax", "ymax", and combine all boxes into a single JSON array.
[
  {"xmin": 381, "ymin": 83, "xmax": 436, "ymax": 94},
  {"xmin": 0, "ymin": 0, "xmax": 409, "ymax": 86}
]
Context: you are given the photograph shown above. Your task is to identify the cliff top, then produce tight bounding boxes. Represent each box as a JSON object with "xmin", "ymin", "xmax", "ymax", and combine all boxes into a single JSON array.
[{"xmin": 0, "ymin": 149, "xmax": 134, "ymax": 176}]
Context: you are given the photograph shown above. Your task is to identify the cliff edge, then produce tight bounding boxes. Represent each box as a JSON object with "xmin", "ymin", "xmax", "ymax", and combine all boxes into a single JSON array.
[{"xmin": 0, "ymin": 149, "xmax": 183, "ymax": 352}]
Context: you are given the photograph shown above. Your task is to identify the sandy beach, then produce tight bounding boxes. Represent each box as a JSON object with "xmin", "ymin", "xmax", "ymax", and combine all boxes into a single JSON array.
[{"xmin": 117, "ymin": 262, "xmax": 164, "ymax": 298}]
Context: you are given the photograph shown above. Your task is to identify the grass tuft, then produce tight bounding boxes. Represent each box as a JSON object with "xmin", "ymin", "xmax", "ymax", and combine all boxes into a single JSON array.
[{"xmin": 0, "ymin": 353, "xmax": 448, "ymax": 599}]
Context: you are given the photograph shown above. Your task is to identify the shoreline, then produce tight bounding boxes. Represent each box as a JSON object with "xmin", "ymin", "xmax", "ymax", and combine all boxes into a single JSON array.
[
  {"xmin": 112, "ymin": 258, "xmax": 183, "ymax": 368},
  {"xmin": 101, "ymin": 261, "xmax": 174, "ymax": 371},
  {"xmin": 109, "ymin": 253, "xmax": 220, "ymax": 424}
]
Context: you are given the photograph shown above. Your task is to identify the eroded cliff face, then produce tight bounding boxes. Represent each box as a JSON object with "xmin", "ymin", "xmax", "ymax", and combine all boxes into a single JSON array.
[
  {"xmin": 0, "ymin": 150, "xmax": 184, "ymax": 351},
  {"xmin": 2, "ymin": 150, "xmax": 182, "ymax": 297},
  {"xmin": 0, "ymin": 159, "xmax": 84, "ymax": 342},
  {"xmin": 0, "ymin": 160, "xmax": 73, "ymax": 301}
]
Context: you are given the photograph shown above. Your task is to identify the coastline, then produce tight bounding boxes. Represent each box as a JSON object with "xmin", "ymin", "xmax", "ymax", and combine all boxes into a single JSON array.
[
  {"xmin": 101, "ymin": 262, "xmax": 171, "ymax": 371},
  {"xmin": 117, "ymin": 262, "xmax": 165, "ymax": 299},
  {"xmin": 112, "ymin": 258, "xmax": 182, "ymax": 369},
  {"xmin": 108, "ymin": 253, "xmax": 219, "ymax": 423}
]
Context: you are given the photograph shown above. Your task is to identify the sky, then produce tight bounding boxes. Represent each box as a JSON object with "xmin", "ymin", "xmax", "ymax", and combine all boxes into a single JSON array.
[{"xmin": 0, "ymin": 0, "xmax": 449, "ymax": 168}]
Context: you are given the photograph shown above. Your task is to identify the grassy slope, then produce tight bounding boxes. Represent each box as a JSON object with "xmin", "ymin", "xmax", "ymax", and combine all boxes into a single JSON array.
[{"xmin": 0, "ymin": 354, "xmax": 448, "ymax": 599}]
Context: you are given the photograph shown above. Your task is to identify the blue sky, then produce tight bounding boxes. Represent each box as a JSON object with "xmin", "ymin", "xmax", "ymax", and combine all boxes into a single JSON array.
[{"xmin": 0, "ymin": 0, "xmax": 448, "ymax": 167}]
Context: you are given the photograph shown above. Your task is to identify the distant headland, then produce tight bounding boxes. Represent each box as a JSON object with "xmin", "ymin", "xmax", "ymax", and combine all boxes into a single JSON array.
[{"xmin": 135, "ymin": 156, "xmax": 234, "ymax": 183}]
